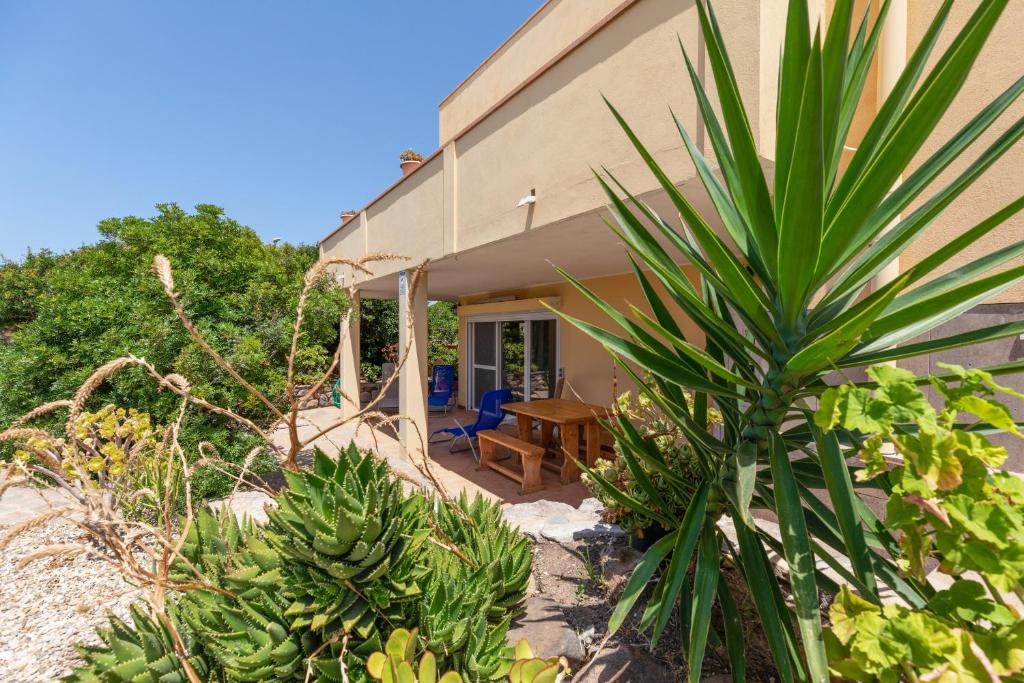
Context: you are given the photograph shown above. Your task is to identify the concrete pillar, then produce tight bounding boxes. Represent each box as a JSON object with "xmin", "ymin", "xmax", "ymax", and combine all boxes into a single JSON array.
[
  {"xmin": 876, "ymin": 0, "xmax": 907, "ymax": 458},
  {"xmin": 873, "ymin": 0, "xmax": 907, "ymax": 293},
  {"xmin": 398, "ymin": 269, "xmax": 429, "ymax": 461},
  {"xmin": 339, "ymin": 288, "xmax": 361, "ymax": 419}
]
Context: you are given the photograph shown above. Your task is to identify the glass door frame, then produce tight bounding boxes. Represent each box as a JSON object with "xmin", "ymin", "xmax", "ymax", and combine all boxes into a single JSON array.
[{"xmin": 466, "ymin": 311, "xmax": 560, "ymax": 410}]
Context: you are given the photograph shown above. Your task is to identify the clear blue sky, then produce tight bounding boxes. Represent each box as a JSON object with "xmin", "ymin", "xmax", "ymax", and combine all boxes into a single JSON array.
[{"xmin": 0, "ymin": 1, "xmax": 539, "ymax": 260}]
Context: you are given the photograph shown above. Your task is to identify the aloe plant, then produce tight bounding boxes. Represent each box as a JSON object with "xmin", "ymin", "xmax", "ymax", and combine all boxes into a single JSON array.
[
  {"xmin": 266, "ymin": 446, "xmax": 431, "ymax": 643},
  {"xmin": 421, "ymin": 493, "xmax": 532, "ymax": 681},
  {"xmin": 556, "ymin": 0, "xmax": 1024, "ymax": 681},
  {"xmin": 175, "ymin": 509, "xmax": 316, "ymax": 682},
  {"xmin": 432, "ymin": 492, "xmax": 532, "ymax": 620},
  {"xmin": 68, "ymin": 447, "xmax": 533, "ymax": 682},
  {"xmin": 66, "ymin": 604, "xmax": 213, "ymax": 683}
]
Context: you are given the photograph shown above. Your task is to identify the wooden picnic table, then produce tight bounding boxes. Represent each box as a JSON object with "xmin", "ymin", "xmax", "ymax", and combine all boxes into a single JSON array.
[{"xmin": 500, "ymin": 398, "xmax": 610, "ymax": 484}]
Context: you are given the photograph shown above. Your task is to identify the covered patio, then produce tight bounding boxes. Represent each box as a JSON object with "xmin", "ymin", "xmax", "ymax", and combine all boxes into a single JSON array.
[
  {"xmin": 326, "ymin": 181, "xmax": 714, "ymax": 486},
  {"xmin": 282, "ymin": 405, "xmax": 591, "ymax": 506}
]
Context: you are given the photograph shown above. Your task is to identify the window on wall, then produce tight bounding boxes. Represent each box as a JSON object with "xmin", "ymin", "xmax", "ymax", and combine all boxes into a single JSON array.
[{"xmin": 468, "ymin": 315, "xmax": 558, "ymax": 408}]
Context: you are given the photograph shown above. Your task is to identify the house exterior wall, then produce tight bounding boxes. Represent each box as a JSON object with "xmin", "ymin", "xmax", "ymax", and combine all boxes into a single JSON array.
[
  {"xmin": 438, "ymin": 0, "xmax": 626, "ymax": 144},
  {"xmin": 902, "ymin": 0, "xmax": 1024, "ymax": 303},
  {"xmin": 455, "ymin": 268, "xmax": 704, "ymax": 410},
  {"xmin": 320, "ymin": 0, "xmax": 786, "ymax": 286},
  {"xmin": 840, "ymin": 0, "xmax": 1024, "ymax": 302},
  {"xmin": 365, "ymin": 154, "xmax": 446, "ymax": 261}
]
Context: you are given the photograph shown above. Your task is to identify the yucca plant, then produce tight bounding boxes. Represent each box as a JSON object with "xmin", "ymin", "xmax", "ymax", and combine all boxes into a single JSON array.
[{"xmin": 556, "ymin": 0, "xmax": 1024, "ymax": 681}]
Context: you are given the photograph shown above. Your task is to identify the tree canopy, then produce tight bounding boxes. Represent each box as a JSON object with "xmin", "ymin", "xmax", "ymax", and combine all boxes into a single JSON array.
[{"xmin": 0, "ymin": 203, "xmax": 347, "ymax": 499}]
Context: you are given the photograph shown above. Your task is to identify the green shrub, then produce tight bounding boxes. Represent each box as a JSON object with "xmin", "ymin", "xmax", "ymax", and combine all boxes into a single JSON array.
[
  {"xmin": 818, "ymin": 364, "xmax": 1024, "ymax": 681},
  {"xmin": 0, "ymin": 204, "xmax": 346, "ymax": 501}
]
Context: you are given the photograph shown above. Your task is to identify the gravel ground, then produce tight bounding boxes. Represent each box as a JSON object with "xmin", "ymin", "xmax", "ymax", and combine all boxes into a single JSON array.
[{"xmin": 0, "ymin": 518, "xmax": 140, "ymax": 682}]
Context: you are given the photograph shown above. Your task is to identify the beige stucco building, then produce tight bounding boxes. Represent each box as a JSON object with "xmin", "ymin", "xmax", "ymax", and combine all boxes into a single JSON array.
[{"xmin": 320, "ymin": 0, "xmax": 1024, "ymax": 457}]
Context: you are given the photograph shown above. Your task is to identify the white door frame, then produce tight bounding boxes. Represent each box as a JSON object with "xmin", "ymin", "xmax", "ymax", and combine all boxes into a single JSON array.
[{"xmin": 466, "ymin": 313, "xmax": 559, "ymax": 409}]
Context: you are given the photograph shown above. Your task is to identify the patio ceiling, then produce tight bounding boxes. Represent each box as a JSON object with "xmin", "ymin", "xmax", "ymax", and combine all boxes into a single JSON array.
[{"xmin": 354, "ymin": 174, "xmax": 725, "ymax": 301}]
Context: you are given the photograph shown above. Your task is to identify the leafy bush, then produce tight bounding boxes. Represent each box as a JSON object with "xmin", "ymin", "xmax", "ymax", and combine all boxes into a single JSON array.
[
  {"xmin": 67, "ymin": 444, "xmax": 533, "ymax": 683},
  {"xmin": 560, "ymin": 0, "xmax": 1024, "ymax": 680},
  {"xmin": 818, "ymin": 364, "xmax": 1024, "ymax": 681},
  {"xmin": 582, "ymin": 388, "xmax": 712, "ymax": 539},
  {"xmin": 361, "ymin": 362, "xmax": 382, "ymax": 382},
  {"xmin": 359, "ymin": 299, "xmax": 458, "ymax": 371},
  {"xmin": 13, "ymin": 404, "xmax": 181, "ymax": 521},
  {"xmin": 0, "ymin": 204, "xmax": 346, "ymax": 500},
  {"xmin": 428, "ymin": 301, "xmax": 459, "ymax": 367},
  {"xmin": 366, "ymin": 628, "xmax": 569, "ymax": 683},
  {"xmin": 399, "ymin": 149, "xmax": 423, "ymax": 163}
]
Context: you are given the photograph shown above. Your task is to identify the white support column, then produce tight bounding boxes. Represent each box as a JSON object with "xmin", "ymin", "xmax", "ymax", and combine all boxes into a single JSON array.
[
  {"xmin": 398, "ymin": 269, "xmax": 429, "ymax": 461},
  {"xmin": 339, "ymin": 288, "xmax": 361, "ymax": 419},
  {"xmin": 873, "ymin": 0, "xmax": 908, "ymax": 293}
]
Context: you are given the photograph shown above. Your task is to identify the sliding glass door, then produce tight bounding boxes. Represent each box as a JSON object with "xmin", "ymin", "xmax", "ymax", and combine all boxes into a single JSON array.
[
  {"xmin": 468, "ymin": 316, "xmax": 558, "ymax": 409},
  {"xmin": 529, "ymin": 319, "xmax": 557, "ymax": 400},
  {"xmin": 469, "ymin": 321, "xmax": 498, "ymax": 409}
]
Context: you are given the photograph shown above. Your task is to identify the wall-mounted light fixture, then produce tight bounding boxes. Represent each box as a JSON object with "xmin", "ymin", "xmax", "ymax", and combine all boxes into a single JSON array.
[{"xmin": 516, "ymin": 189, "xmax": 536, "ymax": 208}]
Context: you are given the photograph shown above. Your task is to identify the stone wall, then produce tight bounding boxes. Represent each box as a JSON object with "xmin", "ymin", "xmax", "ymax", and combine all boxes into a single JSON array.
[{"xmin": 902, "ymin": 303, "xmax": 1024, "ymax": 469}]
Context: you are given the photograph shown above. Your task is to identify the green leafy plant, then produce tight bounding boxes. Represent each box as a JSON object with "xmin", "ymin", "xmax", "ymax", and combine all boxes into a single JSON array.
[
  {"xmin": 399, "ymin": 149, "xmax": 423, "ymax": 163},
  {"xmin": 818, "ymin": 364, "xmax": 1024, "ymax": 681},
  {"xmin": 557, "ymin": 0, "xmax": 1024, "ymax": 680},
  {"xmin": 366, "ymin": 629, "xmax": 570, "ymax": 683},
  {"xmin": 582, "ymin": 387, "xmax": 713, "ymax": 539},
  {"xmin": 174, "ymin": 509, "xmax": 318, "ymax": 682},
  {"xmin": 266, "ymin": 446, "xmax": 431, "ymax": 645},
  {"xmin": 362, "ymin": 362, "xmax": 383, "ymax": 382},
  {"xmin": 66, "ymin": 446, "xmax": 536, "ymax": 683},
  {"xmin": 12, "ymin": 404, "xmax": 180, "ymax": 521},
  {"xmin": 432, "ymin": 492, "xmax": 532, "ymax": 620}
]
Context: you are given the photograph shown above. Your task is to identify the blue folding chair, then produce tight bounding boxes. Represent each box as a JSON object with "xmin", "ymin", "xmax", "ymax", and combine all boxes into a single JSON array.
[
  {"xmin": 429, "ymin": 388, "xmax": 513, "ymax": 452},
  {"xmin": 427, "ymin": 364, "xmax": 455, "ymax": 414}
]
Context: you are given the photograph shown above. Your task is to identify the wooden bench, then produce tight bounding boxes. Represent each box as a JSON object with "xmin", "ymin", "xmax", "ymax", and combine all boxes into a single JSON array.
[{"xmin": 477, "ymin": 430, "xmax": 546, "ymax": 495}]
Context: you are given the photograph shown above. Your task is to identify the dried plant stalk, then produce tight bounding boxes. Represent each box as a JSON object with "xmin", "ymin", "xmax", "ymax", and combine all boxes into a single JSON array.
[{"xmin": 0, "ymin": 249, "xmax": 461, "ymax": 683}]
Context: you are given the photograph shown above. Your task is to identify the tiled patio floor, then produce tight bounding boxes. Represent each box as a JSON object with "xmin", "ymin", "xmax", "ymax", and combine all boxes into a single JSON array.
[{"xmin": 276, "ymin": 406, "xmax": 590, "ymax": 506}]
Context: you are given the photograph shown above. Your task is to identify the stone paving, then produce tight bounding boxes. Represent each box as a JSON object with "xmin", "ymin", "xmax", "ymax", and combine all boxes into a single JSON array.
[{"xmin": 500, "ymin": 498, "xmax": 624, "ymax": 542}]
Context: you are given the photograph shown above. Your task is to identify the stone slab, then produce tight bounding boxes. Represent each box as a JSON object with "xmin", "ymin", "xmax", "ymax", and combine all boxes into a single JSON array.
[{"xmin": 505, "ymin": 596, "xmax": 585, "ymax": 664}]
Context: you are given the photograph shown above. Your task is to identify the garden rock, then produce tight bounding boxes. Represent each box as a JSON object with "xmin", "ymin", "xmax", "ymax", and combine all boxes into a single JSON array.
[
  {"xmin": 501, "ymin": 498, "xmax": 623, "ymax": 544},
  {"xmin": 575, "ymin": 644, "xmax": 674, "ymax": 683},
  {"xmin": 208, "ymin": 490, "xmax": 276, "ymax": 524},
  {"xmin": 506, "ymin": 596, "xmax": 585, "ymax": 664}
]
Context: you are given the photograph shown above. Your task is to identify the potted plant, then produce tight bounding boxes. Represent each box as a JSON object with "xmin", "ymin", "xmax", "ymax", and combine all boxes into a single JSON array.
[
  {"xmin": 399, "ymin": 149, "xmax": 423, "ymax": 175},
  {"xmin": 339, "ymin": 210, "xmax": 357, "ymax": 225}
]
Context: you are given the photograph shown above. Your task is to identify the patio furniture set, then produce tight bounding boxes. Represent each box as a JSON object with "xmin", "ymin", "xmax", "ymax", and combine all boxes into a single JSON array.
[
  {"xmin": 431, "ymin": 388, "xmax": 611, "ymax": 496},
  {"xmin": 335, "ymin": 365, "xmax": 610, "ymax": 495}
]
